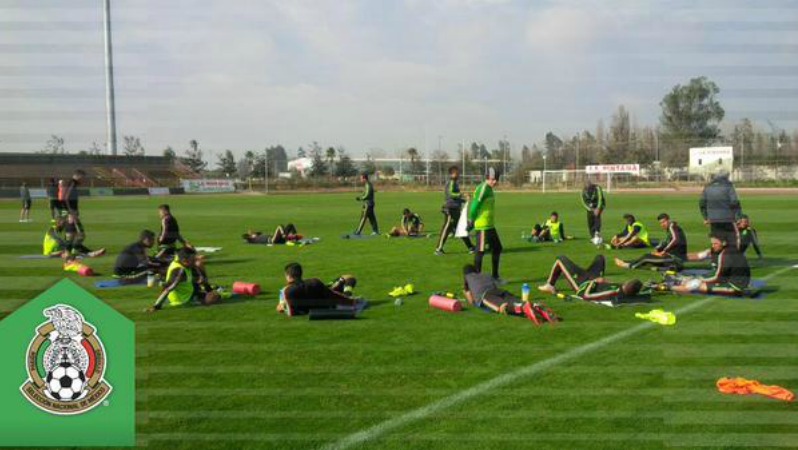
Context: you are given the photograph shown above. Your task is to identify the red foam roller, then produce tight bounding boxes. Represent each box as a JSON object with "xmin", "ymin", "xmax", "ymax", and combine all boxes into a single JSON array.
[
  {"xmin": 429, "ymin": 295, "xmax": 462, "ymax": 312},
  {"xmin": 232, "ymin": 281, "xmax": 261, "ymax": 296}
]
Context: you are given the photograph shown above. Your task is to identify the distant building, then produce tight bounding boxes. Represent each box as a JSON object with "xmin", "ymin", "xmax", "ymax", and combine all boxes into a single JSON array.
[{"xmin": 287, "ymin": 157, "xmax": 313, "ymax": 177}]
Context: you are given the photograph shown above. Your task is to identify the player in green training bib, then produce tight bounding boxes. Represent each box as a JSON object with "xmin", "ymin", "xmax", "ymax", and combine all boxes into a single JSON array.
[{"xmin": 468, "ymin": 167, "xmax": 503, "ymax": 281}]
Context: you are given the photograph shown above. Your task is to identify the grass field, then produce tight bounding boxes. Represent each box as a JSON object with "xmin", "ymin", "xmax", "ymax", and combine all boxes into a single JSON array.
[{"xmin": 1, "ymin": 190, "xmax": 797, "ymax": 449}]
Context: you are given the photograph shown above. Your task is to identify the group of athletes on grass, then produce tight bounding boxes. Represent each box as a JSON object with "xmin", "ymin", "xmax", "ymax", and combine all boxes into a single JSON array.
[{"xmin": 30, "ymin": 166, "xmax": 762, "ymax": 317}]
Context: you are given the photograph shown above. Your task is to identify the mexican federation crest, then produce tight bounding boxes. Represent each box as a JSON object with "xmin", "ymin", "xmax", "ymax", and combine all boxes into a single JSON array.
[{"xmin": 20, "ymin": 304, "xmax": 112, "ymax": 415}]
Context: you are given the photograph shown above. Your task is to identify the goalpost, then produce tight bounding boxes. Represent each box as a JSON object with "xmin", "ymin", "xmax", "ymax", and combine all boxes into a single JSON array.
[{"xmin": 539, "ymin": 164, "xmax": 640, "ymax": 192}]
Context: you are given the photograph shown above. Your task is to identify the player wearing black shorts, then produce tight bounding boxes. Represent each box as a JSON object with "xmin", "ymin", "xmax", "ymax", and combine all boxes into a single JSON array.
[
  {"xmin": 243, "ymin": 223, "xmax": 299, "ymax": 244},
  {"xmin": 114, "ymin": 230, "xmax": 162, "ymax": 283},
  {"xmin": 46, "ymin": 178, "xmax": 60, "ymax": 219},
  {"xmin": 670, "ymin": 234, "xmax": 750, "ymax": 296},
  {"xmin": 539, "ymin": 255, "xmax": 643, "ymax": 302},
  {"xmin": 387, "ymin": 209, "xmax": 424, "ymax": 237},
  {"xmin": 277, "ymin": 263, "xmax": 357, "ymax": 316},
  {"xmin": 615, "ymin": 213, "xmax": 687, "ymax": 271},
  {"xmin": 737, "ymin": 215, "xmax": 762, "ymax": 259},
  {"xmin": 64, "ymin": 169, "xmax": 85, "ymax": 216},
  {"xmin": 19, "ymin": 182, "xmax": 31, "ymax": 222},
  {"xmin": 64, "ymin": 213, "xmax": 105, "ymax": 257},
  {"xmin": 469, "ymin": 168, "xmax": 503, "ymax": 280},
  {"xmin": 435, "ymin": 166, "xmax": 474, "ymax": 255},
  {"xmin": 156, "ymin": 204, "xmax": 191, "ymax": 259}
]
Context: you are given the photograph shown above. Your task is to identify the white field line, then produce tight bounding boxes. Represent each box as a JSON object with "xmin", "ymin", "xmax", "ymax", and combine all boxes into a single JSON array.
[{"xmin": 320, "ymin": 264, "xmax": 797, "ymax": 450}]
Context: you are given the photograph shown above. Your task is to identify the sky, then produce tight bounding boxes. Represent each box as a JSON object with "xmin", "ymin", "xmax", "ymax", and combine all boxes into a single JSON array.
[{"xmin": 1, "ymin": 0, "xmax": 797, "ymax": 158}]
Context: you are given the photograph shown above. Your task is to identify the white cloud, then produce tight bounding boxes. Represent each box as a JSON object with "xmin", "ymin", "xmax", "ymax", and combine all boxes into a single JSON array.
[{"xmin": 525, "ymin": 7, "xmax": 603, "ymax": 54}]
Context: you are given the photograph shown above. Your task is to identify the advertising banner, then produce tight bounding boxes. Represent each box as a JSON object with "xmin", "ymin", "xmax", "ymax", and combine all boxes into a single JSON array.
[{"xmin": 181, "ymin": 179, "xmax": 236, "ymax": 193}]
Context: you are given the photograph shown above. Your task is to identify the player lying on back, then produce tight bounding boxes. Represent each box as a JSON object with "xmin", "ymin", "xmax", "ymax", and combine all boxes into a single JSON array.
[
  {"xmin": 609, "ymin": 214, "xmax": 652, "ymax": 249},
  {"xmin": 529, "ymin": 211, "xmax": 567, "ymax": 243},
  {"xmin": 667, "ymin": 234, "xmax": 751, "ymax": 296},
  {"xmin": 615, "ymin": 213, "xmax": 687, "ymax": 271},
  {"xmin": 538, "ymin": 255, "xmax": 643, "ymax": 302},
  {"xmin": 243, "ymin": 223, "xmax": 302, "ymax": 244},
  {"xmin": 276, "ymin": 263, "xmax": 359, "ymax": 316},
  {"xmin": 737, "ymin": 214, "xmax": 763, "ymax": 260},
  {"xmin": 147, "ymin": 248, "xmax": 220, "ymax": 312},
  {"xmin": 462, "ymin": 264, "xmax": 557, "ymax": 323},
  {"xmin": 155, "ymin": 204, "xmax": 192, "ymax": 260},
  {"xmin": 387, "ymin": 208, "xmax": 424, "ymax": 237},
  {"xmin": 113, "ymin": 230, "xmax": 165, "ymax": 284}
]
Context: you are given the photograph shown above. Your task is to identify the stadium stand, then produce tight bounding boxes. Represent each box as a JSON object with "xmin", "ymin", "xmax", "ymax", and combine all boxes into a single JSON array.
[{"xmin": 0, "ymin": 153, "xmax": 197, "ymax": 189}]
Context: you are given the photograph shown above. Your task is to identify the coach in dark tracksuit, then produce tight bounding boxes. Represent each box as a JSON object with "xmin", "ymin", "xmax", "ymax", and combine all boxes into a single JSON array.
[
  {"xmin": 435, "ymin": 166, "xmax": 475, "ymax": 255},
  {"xmin": 699, "ymin": 172, "xmax": 742, "ymax": 249},
  {"xmin": 354, "ymin": 173, "xmax": 379, "ymax": 235},
  {"xmin": 581, "ymin": 181, "xmax": 606, "ymax": 238}
]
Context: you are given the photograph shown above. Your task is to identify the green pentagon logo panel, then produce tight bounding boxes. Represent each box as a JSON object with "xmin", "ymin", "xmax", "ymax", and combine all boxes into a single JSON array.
[{"xmin": 0, "ymin": 279, "xmax": 135, "ymax": 447}]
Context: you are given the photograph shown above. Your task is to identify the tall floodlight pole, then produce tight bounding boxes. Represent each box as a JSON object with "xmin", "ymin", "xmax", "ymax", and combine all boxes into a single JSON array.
[{"xmin": 103, "ymin": 0, "xmax": 118, "ymax": 155}]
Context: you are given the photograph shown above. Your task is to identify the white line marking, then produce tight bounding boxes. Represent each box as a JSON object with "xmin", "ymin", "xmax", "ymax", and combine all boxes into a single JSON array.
[{"xmin": 321, "ymin": 264, "xmax": 796, "ymax": 450}]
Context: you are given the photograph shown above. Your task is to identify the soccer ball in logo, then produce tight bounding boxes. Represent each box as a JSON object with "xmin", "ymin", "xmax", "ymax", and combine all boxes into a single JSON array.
[{"xmin": 46, "ymin": 362, "xmax": 86, "ymax": 401}]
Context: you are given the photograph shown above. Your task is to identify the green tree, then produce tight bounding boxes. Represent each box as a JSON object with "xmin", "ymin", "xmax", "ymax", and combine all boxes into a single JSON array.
[
  {"xmin": 122, "ymin": 135, "xmax": 145, "ymax": 157},
  {"xmin": 606, "ymin": 105, "xmax": 631, "ymax": 163},
  {"xmin": 40, "ymin": 135, "xmax": 66, "ymax": 154},
  {"xmin": 217, "ymin": 150, "xmax": 237, "ymax": 176},
  {"xmin": 335, "ymin": 148, "xmax": 359, "ymax": 178},
  {"xmin": 659, "ymin": 76, "xmax": 725, "ymax": 164},
  {"xmin": 407, "ymin": 147, "xmax": 422, "ymax": 174},
  {"xmin": 183, "ymin": 140, "xmax": 207, "ymax": 173},
  {"xmin": 88, "ymin": 141, "xmax": 103, "ymax": 156},
  {"xmin": 326, "ymin": 147, "xmax": 337, "ymax": 177},
  {"xmin": 309, "ymin": 147, "xmax": 328, "ymax": 177},
  {"xmin": 163, "ymin": 146, "xmax": 176, "ymax": 161}
]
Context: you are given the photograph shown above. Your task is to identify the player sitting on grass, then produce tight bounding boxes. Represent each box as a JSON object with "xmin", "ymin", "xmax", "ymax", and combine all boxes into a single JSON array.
[
  {"xmin": 155, "ymin": 204, "xmax": 192, "ymax": 260},
  {"xmin": 615, "ymin": 213, "xmax": 687, "ymax": 271},
  {"xmin": 277, "ymin": 262, "xmax": 358, "ymax": 316},
  {"xmin": 463, "ymin": 264, "xmax": 556, "ymax": 323},
  {"xmin": 113, "ymin": 230, "xmax": 164, "ymax": 284},
  {"xmin": 609, "ymin": 214, "xmax": 652, "ymax": 249},
  {"xmin": 64, "ymin": 213, "xmax": 105, "ymax": 257},
  {"xmin": 387, "ymin": 208, "xmax": 424, "ymax": 237},
  {"xmin": 147, "ymin": 248, "xmax": 219, "ymax": 312},
  {"xmin": 529, "ymin": 211, "xmax": 566, "ymax": 243},
  {"xmin": 242, "ymin": 223, "xmax": 301, "ymax": 244},
  {"xmin": 668, "ymin": 234, "xmax": 751, "ymax": 296},
  {"xmin": 538, "ymin": 255, "xmax": 643, "ymax": 302},
  {"xmin": 43, "ymin": 219, "xmax": 69, "ymax": 257},
  {"xmin": 737, "ymin": 214, "xmax": 763, "ymax": 260}
]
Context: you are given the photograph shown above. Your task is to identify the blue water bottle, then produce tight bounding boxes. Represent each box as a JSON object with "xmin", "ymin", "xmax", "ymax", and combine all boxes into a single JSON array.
[{"xmin": 521, "ymin": 283, "xmax": 531, "ymax": 302}]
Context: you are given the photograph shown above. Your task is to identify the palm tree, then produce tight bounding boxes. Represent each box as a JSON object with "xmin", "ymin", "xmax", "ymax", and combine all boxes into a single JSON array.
[
  {"xmin": 407, "ymin": 147, "xmax": 420, "ymax": 174},
  {"xmin": 326, "ymin": 147, "xmax": 336, "ymax": 178}
]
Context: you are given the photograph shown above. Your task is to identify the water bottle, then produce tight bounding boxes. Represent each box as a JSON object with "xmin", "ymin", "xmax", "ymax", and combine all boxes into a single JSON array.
[{"xmin": 521, "ymin": 283, "xmax": 530, "ymax": 302}]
